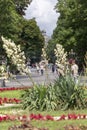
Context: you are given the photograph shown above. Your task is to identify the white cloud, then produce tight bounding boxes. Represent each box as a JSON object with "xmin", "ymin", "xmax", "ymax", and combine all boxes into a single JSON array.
[{"xmin": 25, "ymin": 0, "xmax": 59, "ymax": 36}]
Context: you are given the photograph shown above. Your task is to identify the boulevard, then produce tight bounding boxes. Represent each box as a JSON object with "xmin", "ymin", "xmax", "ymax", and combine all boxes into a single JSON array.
[
  {"xmin": 0, "ymin": 68, "xmax": 58, "ymax": 87},
  {"xmin": 0, "ymin": 68, "xmax": 87, "ymax": 87}
]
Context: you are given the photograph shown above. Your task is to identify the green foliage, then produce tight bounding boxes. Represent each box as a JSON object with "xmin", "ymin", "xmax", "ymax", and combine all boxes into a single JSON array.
[
  {"xmin": 47, "ymin": 39, "xmax": 56, "ymax": 63},
  {"xmin": 21, "ymin": 75, "xmax": 87, "ymax": 111},
  {"xmin": 20, "ymin": 19, "xmax": 44, "ymax": 62},
  {"xmin": 84, "ymin": 52, "xmax": 87, "ymax": 75},
  {"xmin": 51, "ymin": 0, "xmax": 87, "ymax": 64},
  {"xmin": 21, "ymin": 85, "xmax": 57, "ymax": 111},
  {"xmin": 53, "ymin": 75, "xmax": 87, "ymax": 110},
  {"xmin": 0, "ymin": 0, "xmax": 44, "ymax": 67},
  {"xmin": 13, "ymin": 0, "xmax": 32, "ymax": 15},
  {"xmin": 0, "ymin": 0, "xmax": 22, "ymax": 41}
]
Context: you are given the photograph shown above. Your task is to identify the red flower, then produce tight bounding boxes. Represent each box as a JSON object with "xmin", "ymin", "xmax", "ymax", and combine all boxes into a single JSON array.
[
  {"xmin": 68, "ymin": 114, "xmax": 77, "ymax": 120},
  {"xmin": 45, "ymin": 115, "xmax": 54, "ymax": 121},
  {"xmin": 59, "ymin": 115, "xmax": 66, "ymax": 120}
]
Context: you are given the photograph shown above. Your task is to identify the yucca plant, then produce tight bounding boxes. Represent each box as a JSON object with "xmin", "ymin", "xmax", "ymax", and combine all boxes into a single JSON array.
[
  {"xmin": 21, "ymin": 84, "xmax": 57, "ymax": 111},
  {"xmin": 53, "ymin": 74, "xmax": 87, "ymax": 110}
]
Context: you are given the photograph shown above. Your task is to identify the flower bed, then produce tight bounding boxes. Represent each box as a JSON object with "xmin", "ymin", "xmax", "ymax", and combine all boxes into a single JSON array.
[
  {"xmin": 0, "ymin": 97, "xmax": 21, "ymax": 105},
  {"xmin": 0, "ymin": 113, "xmax": 87, "ymax": 123},
  {"xmin": 0, "ymin": 86, "xmax": 31, "ymax": 92}
]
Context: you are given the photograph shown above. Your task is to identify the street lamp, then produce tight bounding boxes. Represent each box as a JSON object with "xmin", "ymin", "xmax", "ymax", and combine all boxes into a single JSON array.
[{"xmin": 69, "ymin": 49, "xmax": 75, "ymax": 59}]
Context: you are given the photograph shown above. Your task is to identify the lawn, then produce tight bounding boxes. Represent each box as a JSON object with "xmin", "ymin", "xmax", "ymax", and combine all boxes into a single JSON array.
[
  {"xmin": 0, "ymin": 88, "xmax": 87, "ymax": 130},
  {"xmin": 0, "ymin": 89, "xmax": 22, "ymax": 98}
]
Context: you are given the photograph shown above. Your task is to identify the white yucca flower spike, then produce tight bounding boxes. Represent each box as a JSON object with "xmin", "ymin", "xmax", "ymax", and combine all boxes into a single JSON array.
[
  {"xmin": 1, "ymin": 36, "xmax": 30, "ymax": 74},
  {"xmin": 54, "ymin": 44, "xmax": 68, "ymax": 76},
  {"xmin": 42, "ymin": 47, "xmax": 47, "ymax": 60},
  {"xmin": 41, "ymin": 46, "xmax": 48, "ymax": 65}
]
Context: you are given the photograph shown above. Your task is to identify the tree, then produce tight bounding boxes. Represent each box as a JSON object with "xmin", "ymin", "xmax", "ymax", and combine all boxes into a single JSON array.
[
  {"xmin": 19, "ymin": 18, "xmax": 44, "ymax": 63},
  {"xmin": 0, "ymin": 0, "xmax": 44, "ymax": 65},
  {"xmin": 0, "ymin": 0, "xmax": 23, "ymax": 41},
  {"xmin": 13, "ymin": 0, "xmax": 32, "ymax": 15},
  {"xmin": 47, "ymin": 39, "xmax": 56, "ymax": 63},
  {"xmin": 51, "ymin": 0, "xmax": 87, "ymax": 67}
]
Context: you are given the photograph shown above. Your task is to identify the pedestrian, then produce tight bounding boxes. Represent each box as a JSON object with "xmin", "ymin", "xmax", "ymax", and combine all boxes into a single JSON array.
[
  {"xmin": 71, "ymin": 59, "xmax": 79, "ymax": 83},
  {"xmin": 36, "ymin": 63, "xmax": 40, "ymax": 74},
  {"xmin": 6, "ymin": 65, "xmax": 10, "ymax": 79},
  {"xmin": 52, "ymin": 64, "xmax": 55, "ymax": 73},
  {"xmin": 40, "ymin": 64, "xmax": 44, "ymax": 75}
]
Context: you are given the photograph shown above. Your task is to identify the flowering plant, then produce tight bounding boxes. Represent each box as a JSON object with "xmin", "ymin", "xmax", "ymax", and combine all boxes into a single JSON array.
[
  {"xmin": 0, "ymin": 65, "xmax": 6, "ymax": 76},
  {"xmin": 41, "ymin": 46, "xmax": 48, "ymax": 66},
  {"xmin": 0, "ymin": 113, "xmax": 87, "ymax": 123},
  {"xmin": 1, "ymin": 36, "xmax": 35, "ymax": 85},
  {"xmin": 0, "ymin": 97, "xmax": 21, "ymax": 105},
  {"xmin": 1, "ymin": 36, "xmax": 28, "ymax": 74},
  {"xmin": 54, "ymin": 44, "xmax": 68, "ymax": 76},
  {"xmin": 0, "ymin": 86, "xmax": 31, "ymax": 92}
]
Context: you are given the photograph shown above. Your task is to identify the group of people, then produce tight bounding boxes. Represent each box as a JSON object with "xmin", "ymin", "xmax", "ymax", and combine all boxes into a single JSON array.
[{"xmin": 27, "ymin": 59, "xmax": 79, "ymax": 83}]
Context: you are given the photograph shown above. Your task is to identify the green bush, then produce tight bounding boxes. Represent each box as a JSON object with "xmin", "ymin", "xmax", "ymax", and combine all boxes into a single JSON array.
[
  {"xmin": 21, "ymin": 75, "xmax": 87, "ymax": 111},
  {"xmin": 53, "ymin": 75, "xmax": 87, "ymax": 110},
  {"xmin": 21, "ymin": 84, "xmax": 57, "ymax": 111}
]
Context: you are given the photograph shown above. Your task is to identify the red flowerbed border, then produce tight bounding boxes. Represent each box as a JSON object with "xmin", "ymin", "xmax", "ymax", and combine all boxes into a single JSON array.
[
  {"xmin": 0, "ymin": 113, "xmax": 87, "ymax": 122},
  {"xmin": 0, "ymin": 97, "xmax": 21, "ymax": 105},
  {"xmin": 0, "ymin": 86, "xmax": 31, "ymax": 92}
]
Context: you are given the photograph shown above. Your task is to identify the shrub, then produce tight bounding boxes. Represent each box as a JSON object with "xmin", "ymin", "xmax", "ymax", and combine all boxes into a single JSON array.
[
  {"xmin": 21, "ymin": 84, "xmax": 57, "ymax": 111},
  {"xmin": 21, "ymin": 74, "xmax": 87, "ymax": 111},
  {"xmin": 53, "ymin": 75, "xmax": 87, "ymax": 110}
]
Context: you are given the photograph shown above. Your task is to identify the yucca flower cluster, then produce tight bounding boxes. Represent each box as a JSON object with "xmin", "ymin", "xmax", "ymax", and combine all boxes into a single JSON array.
[
  {"xmin": 0, "ymin": 66, "xmax": 5, "ymax": 76},
  {"xmin": 41, "ymin": 47, "xmax": 48, "ymax": 65},
  {"xmin": 54, "ymin": 44, "xmax": 68, "ymax": 76},
  {"xmin": 1, "ymin": 36, "xmax": 30, "ymax": 74}
]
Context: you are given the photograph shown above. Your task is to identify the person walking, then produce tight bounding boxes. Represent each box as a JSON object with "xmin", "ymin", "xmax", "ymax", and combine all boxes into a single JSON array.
[
  {"xmin": 71, "ymin": 59, "xmax": 79, "ymax": 83},
  {"xmin": 52, "ymin": 64, "xmax": 55, "ymax": 73},
  {"xmin": 40, "ymin": 64, "xmax": 44, "ymax": 75},
  {"xmin": 36, "ymin": 63, "xmax": 40, "ymax": 74}
]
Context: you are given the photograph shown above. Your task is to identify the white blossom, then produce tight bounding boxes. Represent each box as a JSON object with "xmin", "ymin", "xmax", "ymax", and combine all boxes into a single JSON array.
[
  {"xmin": 1, "ymin": 36, "xmax": 30, "ymax": 74},
  {"xmin": 54, "ymin": 44, "xmax": 68, "ymax": 75}
]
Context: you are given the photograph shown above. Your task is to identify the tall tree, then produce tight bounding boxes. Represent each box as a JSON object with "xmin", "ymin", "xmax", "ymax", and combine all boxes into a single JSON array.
[
  {"xmin": 0, "ymin": 0, "xmax": 44, "ymax": 64},
  {"xmin": 13, "ymin": 0, "xmax": 32, "ymax": 15},
  {"xmin": 19, "ymin": 18, "xmax": 44, "ymax": 63},
  {"xmin": 0, "ymin": 0, "xmax": 23, "ymax": 41},
  {"xmin": 51, "ymin": 0, "xmax": 87, "ymax": 66}
]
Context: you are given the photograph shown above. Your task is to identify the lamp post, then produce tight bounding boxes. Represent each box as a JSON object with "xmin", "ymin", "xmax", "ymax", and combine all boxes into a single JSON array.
[{"xmin": 69, "ymin": 49, "xmax": 76, "ymax": 59}]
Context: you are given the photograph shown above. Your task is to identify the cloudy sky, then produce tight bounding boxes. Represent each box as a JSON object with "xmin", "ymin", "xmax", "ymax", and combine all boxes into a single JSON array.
[{"xmin": 25, "ymin": 0, "xmax": 59, "ymax": 36}]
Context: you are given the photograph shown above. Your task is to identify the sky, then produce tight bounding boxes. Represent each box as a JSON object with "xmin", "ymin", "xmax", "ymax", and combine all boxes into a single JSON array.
[{"xmin": 25, "ymin": 0, "xmax": 59, "ymax": 36}]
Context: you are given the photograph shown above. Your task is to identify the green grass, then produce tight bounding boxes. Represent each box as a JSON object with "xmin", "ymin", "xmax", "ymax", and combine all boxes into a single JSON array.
[
  {"xmin": 0, "ymin": 121, "xmax": 20, "ymax": 130},
  {"xmin": 1, "ymin": 116, "xmax": 87, "ymax": 130},
  {"xmin": 0, "ymin": 90, "xmax": 22, "ymax": 98},
  {"xmin": 32, "ymin": 119, "xmax": 87, "ymax": 130}
]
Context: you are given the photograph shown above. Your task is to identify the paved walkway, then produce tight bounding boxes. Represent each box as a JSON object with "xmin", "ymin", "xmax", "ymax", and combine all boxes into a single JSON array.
[{"xmin": 0, "ymin": 69, "xmax": 87, "ymax": 87}]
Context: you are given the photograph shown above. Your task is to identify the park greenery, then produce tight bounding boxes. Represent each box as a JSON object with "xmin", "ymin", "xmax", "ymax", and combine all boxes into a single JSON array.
[
  {"xmin": 21, "ymin": 75, "xmax": 87, "ymax": 111},
  {"xmin": 47, "ymin": 0, "xmax": 87, "ymax": 68},
  {"xmin": 0, "ymin": 87, "xmax": 87, "ymax": 130},
  {"xmin": 0, "ymin": 0, "xmax": 87, "ymax": 130},
  {"xmin": 0, "ymin": 0, "xmax": 44, "ymax": 66}
]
